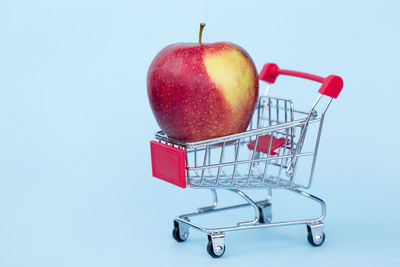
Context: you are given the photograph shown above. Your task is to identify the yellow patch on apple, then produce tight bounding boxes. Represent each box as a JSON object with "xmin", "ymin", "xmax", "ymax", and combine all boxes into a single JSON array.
[{"xmin": 203, "ymin": 47, "xmax": 256, "ymax": 109}]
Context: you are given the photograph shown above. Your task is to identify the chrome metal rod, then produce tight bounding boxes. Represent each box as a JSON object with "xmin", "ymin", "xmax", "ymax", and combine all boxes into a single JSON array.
[
  {"xmin": 198, "ymin": 189, "xmax": 218, "ymax": 212},
  {"xmin": 230, "ymin": 189, "xmax": 260, "ymax": 226},
  {"xmin": 155, "ymin": 117, "xmax": 321, "ymax": 149},
  {"xmin": 188, "ymin": 152, "xmax": 315, "ymax": 171},
  {"xmin": 175, "ymin": 187, "xmax": 325, "ymax": 234}
]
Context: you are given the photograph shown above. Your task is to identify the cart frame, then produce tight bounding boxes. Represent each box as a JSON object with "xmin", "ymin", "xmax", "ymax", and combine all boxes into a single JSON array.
[{"xmin": 150, "ymin": 63, "xmax": 343, "ymax": 257}]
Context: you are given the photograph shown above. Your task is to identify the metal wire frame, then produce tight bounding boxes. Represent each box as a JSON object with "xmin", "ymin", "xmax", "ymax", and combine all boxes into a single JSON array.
[{"xmin": 155, "ymin": 94, "xmax": 332, "ymax": 190}]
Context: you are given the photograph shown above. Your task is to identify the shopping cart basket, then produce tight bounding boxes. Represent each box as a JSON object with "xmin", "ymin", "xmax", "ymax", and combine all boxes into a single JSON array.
[{"xmin": 150, "ymin": 63, "xmax": 343, "ymax": 257}]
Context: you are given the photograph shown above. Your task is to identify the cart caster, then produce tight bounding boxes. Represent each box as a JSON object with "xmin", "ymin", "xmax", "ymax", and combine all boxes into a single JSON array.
[
  {"xmin": 257, "ymin": 201, "xmax": 272, "ymax": 224},
  {"xmin": 307, "ymin": 223, "xmax": 325, "ymax": 246},
  {"xmin": 172, "ymin": 219, "xmax": 189, "ymax": 242},
  {"xmin": 207, "ymin": 233, "xmax": 225, "ymax": 258}
]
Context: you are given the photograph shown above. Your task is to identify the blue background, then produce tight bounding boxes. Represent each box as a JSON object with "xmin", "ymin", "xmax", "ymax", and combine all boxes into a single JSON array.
[{"xmin": 1, "ymin": 0, "xmax": 399, "ymax": 266}]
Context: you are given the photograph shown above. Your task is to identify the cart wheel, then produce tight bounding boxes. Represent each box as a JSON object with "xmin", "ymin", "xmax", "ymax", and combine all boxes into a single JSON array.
[
  {"xmin": 207, "ymin": 234, "xmax": 225, "ymax": 258},
  {"xmin": 172, "ymin": 220, "xmax": 189, "ymax": 242},
  {"xmin": 207, "ymin": 240, "xmax": 225, "ymax": 258},
  {"xmin": 307, "ymin": 225, "xmax": 325, "ymax": 247}
]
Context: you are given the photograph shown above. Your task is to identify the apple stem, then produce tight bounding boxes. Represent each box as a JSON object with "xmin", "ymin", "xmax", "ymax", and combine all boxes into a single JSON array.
[{"xmin": 199, "ymin": 23, "xmax": 205, "ymax": 44}]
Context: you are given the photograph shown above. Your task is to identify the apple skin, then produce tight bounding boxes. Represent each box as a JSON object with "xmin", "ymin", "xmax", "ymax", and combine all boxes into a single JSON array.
[{"xmin": 147, "ymin": 42, "xmax": 258, "ymax": 142}]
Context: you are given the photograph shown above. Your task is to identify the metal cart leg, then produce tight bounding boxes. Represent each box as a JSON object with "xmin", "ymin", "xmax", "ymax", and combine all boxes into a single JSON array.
[
  {"xmin": 289, "ymin": 187, "xmax": 326, "ymax": 246},
  {"xmin": 198, "ymin": 189, "xmax": 218, "ymax": 212},
  {"xmin": 230, "ymin": 189, "xmax": 260, "ymax": 226}
]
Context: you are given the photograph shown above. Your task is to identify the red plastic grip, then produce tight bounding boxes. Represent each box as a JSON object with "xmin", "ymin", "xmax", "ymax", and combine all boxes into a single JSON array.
[
  {"xmin": 150, "ymin": 141, "xmax": 186, "ymax": 188},
  {"xmin": 318, "ymin": 75, "xmax": 343, "ymax": 99},
  {"xmin": 259, "ymin": 63, "xmax": 343, "ymax": 98},
  {"xmin": 259, "ymin": 63, "xmax": 280, "ymax": 83}
]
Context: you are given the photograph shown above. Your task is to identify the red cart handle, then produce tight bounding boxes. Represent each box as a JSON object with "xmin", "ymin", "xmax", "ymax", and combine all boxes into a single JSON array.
[{"xmin": 259, "ymin": 63, "xmax": 343, "ymax": 99}]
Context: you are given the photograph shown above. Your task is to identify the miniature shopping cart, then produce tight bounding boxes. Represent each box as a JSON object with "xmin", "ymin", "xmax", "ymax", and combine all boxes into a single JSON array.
[{"xmin": 150, "ymin": 63, "xmax": 343, "ymax": 257}]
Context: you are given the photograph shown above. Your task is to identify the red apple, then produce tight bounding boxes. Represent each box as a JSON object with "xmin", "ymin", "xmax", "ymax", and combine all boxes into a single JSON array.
[{"xmin": 147, "ymin": 24, "xmax": 258, "ymax": 142}]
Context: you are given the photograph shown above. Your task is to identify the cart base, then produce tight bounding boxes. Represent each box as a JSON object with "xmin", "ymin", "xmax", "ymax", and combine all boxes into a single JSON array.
[{"xmin": 172, "ymin": 187, "xmax": 326, "ymax": 258}]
